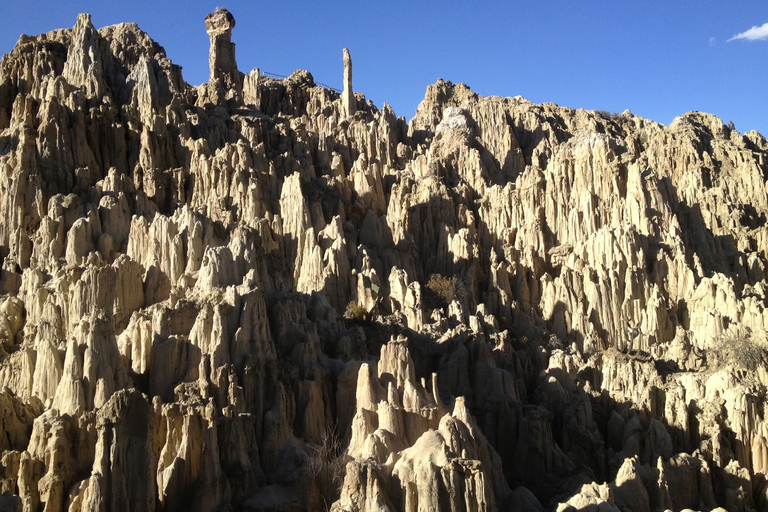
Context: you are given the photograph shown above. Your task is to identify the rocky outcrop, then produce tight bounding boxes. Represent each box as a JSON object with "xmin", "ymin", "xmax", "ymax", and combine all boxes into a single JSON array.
[{"xmin": 1, "ymin": 9, "xmax": 768, "ymax": 512}]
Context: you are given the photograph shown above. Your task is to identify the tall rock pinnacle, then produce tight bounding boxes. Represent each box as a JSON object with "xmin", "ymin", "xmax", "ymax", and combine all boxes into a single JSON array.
[
  {"xmin": 205, "ymin": 8, "xmax": 239, "ymax": 92},
  {"xmin": 342, "ymin": 48, "xmax": 356, "ymax": 118}
]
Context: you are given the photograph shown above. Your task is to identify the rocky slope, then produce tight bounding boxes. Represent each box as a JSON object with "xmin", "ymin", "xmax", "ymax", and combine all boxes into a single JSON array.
[{"xmin": 1, "ymin": 9, "xmax": 768, "ymax": 512}]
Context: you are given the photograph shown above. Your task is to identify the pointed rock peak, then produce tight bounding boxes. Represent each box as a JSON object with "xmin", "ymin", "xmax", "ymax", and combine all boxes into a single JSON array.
[
  {"xmin": 74, "ymin": 13, "xmax": 95, "ymax": 32},
  {"xmin": 355, "ymin": 362, "xmax": 384, "ymax": 411},
  {"xmin": 452, "ymin": 396, "xmax": 469, "ymax": 423},
  {"xmin": 342, "ymin": 48, "xmax": 356, "ymax": 118},
  {"xmin": 410, "ymin": 78, "xmax": 479, "ymax": 135},
  {"xmin": 63, "ymin": 12, "xmax": 107, "ymax": 97},
  {"xmin": 387, "ymin": 380, "xmax": 401, "ymax": 407},
  {"xmin": 69, "ymin": 12, "xmax": 100, "ymax": 55}
]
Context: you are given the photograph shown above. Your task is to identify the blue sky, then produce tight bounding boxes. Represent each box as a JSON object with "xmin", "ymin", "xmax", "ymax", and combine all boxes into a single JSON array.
[{"xmin": 1, "ymin": 1, "xmax": 766, "ymax": 135}]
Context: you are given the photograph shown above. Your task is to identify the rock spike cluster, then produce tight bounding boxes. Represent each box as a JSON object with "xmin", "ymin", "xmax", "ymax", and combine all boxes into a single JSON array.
[{"xmin": 0, "ymin": 8, "xmax": 768, "ymax": 512}]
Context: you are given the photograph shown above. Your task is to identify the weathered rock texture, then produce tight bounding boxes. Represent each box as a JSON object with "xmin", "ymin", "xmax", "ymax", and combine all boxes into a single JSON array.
[{"xmin": 1, "ymin": 9, "xmax": 768, "ymax": 512}]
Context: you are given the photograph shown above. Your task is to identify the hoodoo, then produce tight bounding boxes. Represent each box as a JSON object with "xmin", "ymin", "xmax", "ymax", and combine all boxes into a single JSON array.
[{"xmin": 205, "ymin": 7, "xmax": 240, "ymax": 93}]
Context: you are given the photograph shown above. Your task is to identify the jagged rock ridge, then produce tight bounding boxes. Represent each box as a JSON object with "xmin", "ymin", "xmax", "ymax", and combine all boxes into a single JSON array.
[{"xmin": 0, "ymin": 9, "xmax": 768, "ymax": 512}]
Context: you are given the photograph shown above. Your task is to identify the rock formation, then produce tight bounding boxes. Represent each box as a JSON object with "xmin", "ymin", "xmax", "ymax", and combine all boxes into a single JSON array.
[
  {"xmin": 342, "ymin": 48, "xmax": 356, "ymax": 118},
  {"xmin": 205, "ymin": 8, "xmax": 241, "ymax": 100},
  {"xmin": 1, "ymin": 9, "xmax": 768, "ymax": 512}
]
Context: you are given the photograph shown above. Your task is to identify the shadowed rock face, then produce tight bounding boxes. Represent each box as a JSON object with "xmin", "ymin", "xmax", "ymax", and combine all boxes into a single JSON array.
[{"xmin": 1, "ymin": 9, "xmax": 768, "ymax": 512}]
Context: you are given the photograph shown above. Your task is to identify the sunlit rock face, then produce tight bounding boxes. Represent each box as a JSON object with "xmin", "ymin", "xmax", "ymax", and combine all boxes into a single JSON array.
[
  {"xmin": 204, "ymin": 8, "xmax": 240, "ymax": 98},
  {"xmin": 1, "ymin": 8, "xmax": 768, "ymax": 512}
]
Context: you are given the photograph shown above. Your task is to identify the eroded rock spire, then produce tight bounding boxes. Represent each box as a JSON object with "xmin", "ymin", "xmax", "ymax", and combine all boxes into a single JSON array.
[
  {"xmin": 342, "ymin": 48, "xmax": 356, "ymax": 117},
  {"xmin": 205, "ymin": 8, "xmax": 239, "ymax": 92}
]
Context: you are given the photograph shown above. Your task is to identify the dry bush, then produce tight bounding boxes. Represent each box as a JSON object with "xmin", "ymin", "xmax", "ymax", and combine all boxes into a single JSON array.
[
  {"xmin": 425, "ymin": 273, "xmax": 457, "ymax": 309},
  {"xmin": 595, "ymin": 109, "xmax": 622, "ymax": 120},
  {"xmin": 708, "ymin": 331, "xmax": 768, "ymax": 372},
  {"xmin": 303, "ymin": 429, "xmax": 350, "ymax": 510}
]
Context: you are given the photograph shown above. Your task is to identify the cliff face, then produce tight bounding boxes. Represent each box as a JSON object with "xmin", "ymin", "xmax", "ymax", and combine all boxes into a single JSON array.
[{"xmin": 1, "ymin": 11, "xmax": 768, "ymax": 512}]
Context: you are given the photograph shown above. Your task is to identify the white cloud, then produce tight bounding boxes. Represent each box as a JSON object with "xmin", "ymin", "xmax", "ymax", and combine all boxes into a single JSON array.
[
  {"xmin": 728, "ymin": 22, "xmax": 768, "ymax": 42},
  {"xmin": 709, "ymin": 36, "xmax": 716, "ymax": 46}
]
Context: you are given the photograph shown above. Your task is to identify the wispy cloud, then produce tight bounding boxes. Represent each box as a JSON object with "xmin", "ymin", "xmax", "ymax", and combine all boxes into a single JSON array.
[
  {"xmin": 728, "ymin": 22, "xmax": 768, "ymax": 42},
  {"xmin": 709, "ymin": 36, "xmax": 716, "ymax": 46}
]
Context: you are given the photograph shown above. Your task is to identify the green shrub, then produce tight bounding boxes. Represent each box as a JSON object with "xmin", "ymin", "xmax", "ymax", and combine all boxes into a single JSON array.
[{"xmin": 344, "ymin": 302, "xmax": 366, "ymax": 321}]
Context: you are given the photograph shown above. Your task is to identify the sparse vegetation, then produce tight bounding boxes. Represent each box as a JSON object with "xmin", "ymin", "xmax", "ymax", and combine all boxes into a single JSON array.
[
  {"xmin": 595, "ymin": 109, "xmax": 629, "ymax": 121},
  {"xmin": 344, "ymin": 301, "xmax": 366, "ymax": 321},
  {"xmin": 303, "ymin": 429, "xmax": 350, "ymax": 511},
  {"xmin": 708, "ymin": 331, "xmax": 768, "ymax": 373},
  {"xmin": 425, "ymin": 273, "xmax": 457, "ymax": 309}
]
